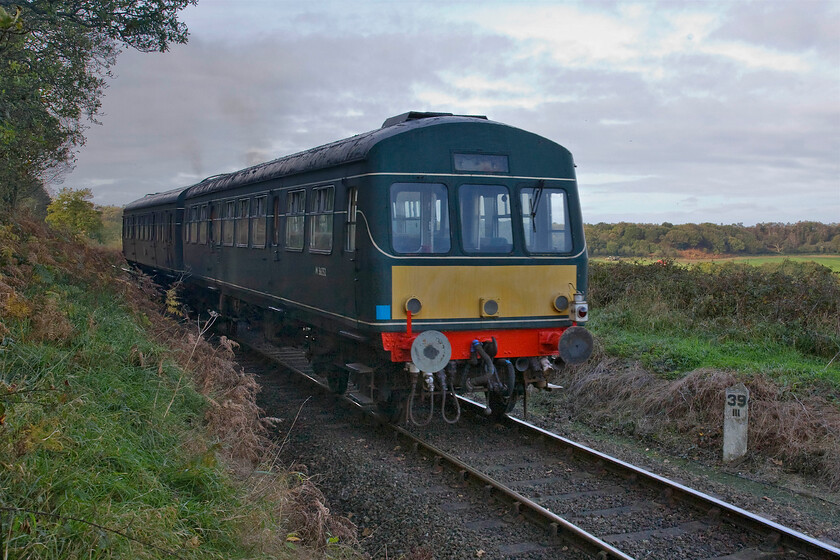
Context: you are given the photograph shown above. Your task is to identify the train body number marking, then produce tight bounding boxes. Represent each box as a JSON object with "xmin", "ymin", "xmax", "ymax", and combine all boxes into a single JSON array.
[{"xmin": 315, "ymin": 266, "xmax": 327, "ymax": 277}]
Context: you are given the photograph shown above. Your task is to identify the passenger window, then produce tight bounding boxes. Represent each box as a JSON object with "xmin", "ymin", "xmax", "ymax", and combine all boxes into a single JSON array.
[
  {"xmin": 199, "ymin": 204, "xmax": 208, "ymax": 244},
  {"xmin": 520, "ymin": 187, "xmax": 571, "ymax": 253},
  {"xmin": 223, "ymin": 201, "xmax": 235, "ymax": 246},
  {"xmin": 286, "ymin": 190, "xmax": 305, "ymax": 251},
  {"xmin": 390, "ymin": 183, "xmax": 450, "ymax": 254},
  {"xmin": 459, "ymin": 184, "xmax": 513, "ymax": 253},
  {"xmin": 189, "ymin": 206, "xmax": 199, "ymax": 243},
  {"xmin": 252, "ymin": 195, "xmax": 267, "ymax": 248},
  {"xmin": 309, "ymin": 186, "xmax": 334, "ymax": 253},
  {"xmin": 236, "ymin": 199, "xmax": 249, "ymax": 247},
  {"xmin": 210, "ymin": 205, "xmax": 219, "ymax": 245}
]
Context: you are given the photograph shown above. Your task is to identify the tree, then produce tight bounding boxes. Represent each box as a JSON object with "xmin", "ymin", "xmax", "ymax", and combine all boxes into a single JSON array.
[
  {"xmin": 0, "ymin": 0, "xmax": 195, "ymax": 211},
  {"xmin": 97, "ymin": 204, "xmax": 123, "ymax": 247},
  {"xmin": 45, "ymin": 187, "xmax": 102, "ymax": 240}
]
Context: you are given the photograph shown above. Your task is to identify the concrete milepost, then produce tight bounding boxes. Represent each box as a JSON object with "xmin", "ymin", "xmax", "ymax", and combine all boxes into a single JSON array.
[{"xmin": 723, "ymin": 383, "xmax": 750, "ymax": 462}]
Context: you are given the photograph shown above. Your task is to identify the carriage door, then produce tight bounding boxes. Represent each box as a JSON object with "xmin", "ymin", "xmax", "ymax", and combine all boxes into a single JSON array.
[{"xmin": 342, "ymin": 186, "xmax": 360, "ymax": 320}]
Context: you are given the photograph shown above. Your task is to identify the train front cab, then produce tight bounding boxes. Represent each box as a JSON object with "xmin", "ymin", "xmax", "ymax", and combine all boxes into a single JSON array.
[{"xmin": 353, "ymin": 123, "xmax": 593, "ymax": 419}]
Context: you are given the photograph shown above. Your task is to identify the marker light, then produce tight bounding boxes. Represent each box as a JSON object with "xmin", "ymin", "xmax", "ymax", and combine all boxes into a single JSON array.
[
  {"xmin": 553, "ymin": 295, "xmax": 569, "ymax": 312},
  {"xmin": 405, "ymin": 297, "xmax": 422, "ymax": 314},
  {"xmin": 480, "ymin": 298, "xmax": 500, "ymax": 317}
]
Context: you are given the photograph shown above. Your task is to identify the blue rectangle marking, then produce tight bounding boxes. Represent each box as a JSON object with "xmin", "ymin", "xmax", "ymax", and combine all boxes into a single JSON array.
[{"xmin": 376, "ymin": 305, "xmax": 391, "ymax": 320}]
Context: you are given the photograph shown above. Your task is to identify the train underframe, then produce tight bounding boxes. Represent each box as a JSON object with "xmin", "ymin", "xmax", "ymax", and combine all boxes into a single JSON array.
[{"xmin": 179, "ymin": 283, "xmax": 592, "ymax": 424}]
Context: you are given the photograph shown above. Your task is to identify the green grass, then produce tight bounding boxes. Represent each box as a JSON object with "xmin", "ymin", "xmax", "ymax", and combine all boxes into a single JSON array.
[
  {"xmin": 591, "ymin": 317, "xmax": 840, "ymax": 390},
  {"xmin": 0, "ymin": 280, "xmax": 282, "ymax": 558},
  {"xmin": 588, "ymin": 260, "xmax": 840, "ymax": 393}
]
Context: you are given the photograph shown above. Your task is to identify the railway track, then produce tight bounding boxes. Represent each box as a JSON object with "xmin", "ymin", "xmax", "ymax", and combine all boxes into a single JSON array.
[{"xmin": 240, "ymin": 337, "xmax": 840, "ymax": 560}]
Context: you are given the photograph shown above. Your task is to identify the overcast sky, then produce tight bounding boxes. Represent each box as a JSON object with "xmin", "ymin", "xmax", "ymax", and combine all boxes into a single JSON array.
[{"xmin": 66, "ymin": 0, "xmax": 839, "ymax": 225}]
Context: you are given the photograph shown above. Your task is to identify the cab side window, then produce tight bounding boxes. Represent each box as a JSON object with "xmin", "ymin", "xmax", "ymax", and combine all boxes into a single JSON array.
[{"xmin": 390, "ymin": 182, "xmax": 450, "ymax": 254}]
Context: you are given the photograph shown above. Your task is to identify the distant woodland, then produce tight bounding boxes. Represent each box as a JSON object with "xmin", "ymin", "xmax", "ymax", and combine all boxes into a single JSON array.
[
  {"xmin": 584, "ymin": 222, "xmax": 840, "ymax": 257},
  {"xmin": 94, "ymin": 209, "xmax": 838, "ymax": 257}
]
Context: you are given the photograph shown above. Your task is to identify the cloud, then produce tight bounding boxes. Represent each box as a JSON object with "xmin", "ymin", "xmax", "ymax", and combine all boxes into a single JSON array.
[
  {"xmin": 712, "ymin": 0, "xmax": 840, "ymax": 60},
  {"xmin": 66, "ymin": 1, "xmax": 839, "ymax": 226}
]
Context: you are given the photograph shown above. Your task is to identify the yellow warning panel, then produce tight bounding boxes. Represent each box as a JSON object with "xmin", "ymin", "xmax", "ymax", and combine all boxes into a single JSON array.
[{"xmin": 390, "ymin": 265, "xmax": 578, "ymax": 319}]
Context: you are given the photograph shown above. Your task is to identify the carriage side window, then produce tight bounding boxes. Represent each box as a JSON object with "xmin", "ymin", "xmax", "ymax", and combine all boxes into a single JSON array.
[
  {"xmin": 236, "ymin": 199, "xmax": 250, "ymax": 247},
  {"xmin": 309, "ymin": 186, "xmax": 334, "ymax": 253},
  {"xmin": 459, "ymin": 184, "xmax": 513, "ymax": 253},
  {"xmin": 198, "ymin": 205, "xmax": 208, "ymax": 244},
  {"xmin": 252, "ymin": 195, "xmax": 267, "ymax": 248},
  {"xmin": 390, "ymin": 183, "xmax": 450, "ymax": 254},
  {"xmin": 192, "ymin": 207, "xmax": 198, "ymax": 243},
  {"xmin": 210, "ymin": 204, "xmax": 219, "ymax": 244},
  {"xmin": 191, "ymin": 207, "xmax": 197, "ymax": 244},
  {"xmin": 223, "ymin": 200, "xmax": 235, "ymax": 246},
  {"xmin": 167, "ymin": 213, "xmax": 174, "ymax": 243},
  {"xmin": 344, "ymin": 187, "xmax": 358, "ymax": 252},
  {"xmin": 286, "ymin": 190, "xmax": 305, "ymax": 251},
  {"xmin": 520, "ymin": 187, "xmax": 571, "ymax": 253},
  {"xmin": 272, "ymin": 196, "xmax": 281, "ymax": 246}
]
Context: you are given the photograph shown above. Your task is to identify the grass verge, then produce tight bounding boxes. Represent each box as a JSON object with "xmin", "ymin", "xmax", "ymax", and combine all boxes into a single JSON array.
[
  {"xmin": 545, "ymin": 259, "xmax": 840, "ymax": 489},
  {"xmin": 589, "ymin": 259, "xmax": 840, "ymax": 387},
  {"xmin": 0, "ymin": 217, "xmax": 360, "ymax": 558}
]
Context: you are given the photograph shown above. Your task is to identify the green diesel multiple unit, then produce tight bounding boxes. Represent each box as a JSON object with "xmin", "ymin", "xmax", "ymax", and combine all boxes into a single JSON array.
[{"xmin": 123, "ymin": 112, "xmax": 593, "ymax": 422}]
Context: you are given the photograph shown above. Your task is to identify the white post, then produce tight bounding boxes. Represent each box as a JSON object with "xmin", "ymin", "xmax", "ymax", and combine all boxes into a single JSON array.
[{"xmin": 723, "ymin": 383, "xmax": 750, "ymax": 462}]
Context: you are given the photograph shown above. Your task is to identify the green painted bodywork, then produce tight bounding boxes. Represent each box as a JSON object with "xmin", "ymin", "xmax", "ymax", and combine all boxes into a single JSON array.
[{"xmin": 123, "ymin": 115, "xmax": 588, "ymax": 340}]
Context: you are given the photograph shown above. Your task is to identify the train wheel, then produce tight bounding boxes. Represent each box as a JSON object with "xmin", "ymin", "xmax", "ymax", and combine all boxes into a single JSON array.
[
  {"xmin": 326, "ymin": 368, "xmax": 349, "ymax": 395},
  {"xmin": 312, "ymin": 359, "xmax": 348, "ymax": 395},
  {"xmin": 487, "ymin": 360, "xmax": 518, "ymax": 419},
  {"xmin": 377, "ymin": 389, "xmax": 406, "ymax": 423}
]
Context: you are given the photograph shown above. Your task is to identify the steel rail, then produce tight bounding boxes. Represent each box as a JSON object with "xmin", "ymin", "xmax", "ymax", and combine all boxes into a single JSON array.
[
  {"xmin": 388, "ymin": 422, "xmax": 636, "ymax": 560},
  {"xmin": 457, "ymin": 396, "xmax": 840, "ymax": 560},
  {"xmin": 242, "ymin": 339, "xmax": 839, "ymax": 559},
  {"xmin": 242, "ymin": 340, "xmax": 632, "ymax": 559}
]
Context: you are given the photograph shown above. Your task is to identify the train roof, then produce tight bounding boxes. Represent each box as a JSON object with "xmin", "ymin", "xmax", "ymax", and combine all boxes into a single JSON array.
[
  {"xmin": 183, "ymin": 112, "xmax": 500, "ymax": 200},
  {"xmin": 123, "ymin": 185, "xmax": 189, "ymax": 211}
]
